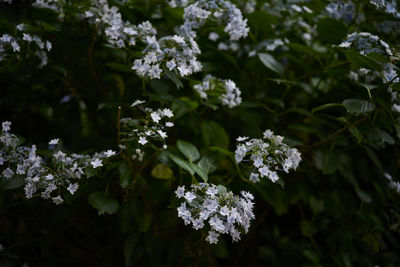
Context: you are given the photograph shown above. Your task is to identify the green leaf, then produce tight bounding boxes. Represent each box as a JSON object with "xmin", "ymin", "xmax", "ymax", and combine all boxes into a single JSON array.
[
  {"xmin": 311, "ymin": 103, "xmax": 344, "ymax": 113},
  {"xmin": 314, "ymin": 150, "xmax": 339, "ymax": 174},
  {"xmin": 342, "ymin": 99, "xmax": 375, "ymax": 114},
  {"xmin": 177, "ymin": 139, "xmax": 200, "ymax": 162},
  {"xmin": 379, "ymin": 130, "xmax": 395, "ymax": 145},
  {"xmin": 151, "ymin": 163, "xmax": 174, "ymax": 179},
  {"xmin": 132, "ymin": 200, "xmax": 152, "ymax": 232},
  {"xmin": 258, "ymin": 53, "xmax": 285, "ymax": 76},
  {"xmin": 198, "ymin": 156, "xmax": 216, "ymax": 174},
  {"xmin": 391, "ymin": 83, "xmax": 400, "ymax": 91},
  {"xmin": 201, "ymin": 120, "xmax": 229, "ymax": 149},
  {"xmin": 88, "ymin": 192, "xmax": 119, "ymax": 215},
  {"xmin": 164, "ymin": 67, "xmax": 183, "ymax": 89},
  {"xmin": 355, "ymin": 186, "xmax": 372, "ymax": 203},
  {"xmin": 348, "ymin": 125, "xmax": 363, "ymax": 143},
  {"xmin": 0, "ymin": 175, "xmax": 25, "ymax": 190},
  {"xmin": 317, "ymin": 18, "xmax": 347, "ymax": 43},
  {"xmin": 169, "ymin": 154, "xmax": 195, "ymax": 175},
  {"xmin": 119, "ymin": 162, "xmax": 132, "ymax": 188},
  {"xmin": 345, "ymin": 51, "xmax": 382, "ymax": 71},
  {"xmin": 189, "ymin": 163, "xmax": 208, "ymax": 182}
]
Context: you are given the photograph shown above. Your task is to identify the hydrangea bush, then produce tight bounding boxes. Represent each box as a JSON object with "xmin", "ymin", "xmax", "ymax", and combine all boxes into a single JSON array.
[{"xmin": 1, "ymin": 0, "xmax": 400, "ymax": 266}]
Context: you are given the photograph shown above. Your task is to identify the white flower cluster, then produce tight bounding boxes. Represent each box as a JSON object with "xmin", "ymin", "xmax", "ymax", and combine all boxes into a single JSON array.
[
  {"xmin": 175, "ymin": 183, "xmax": 255, "ymax": 244},
  {"xmin": 0, "ymin": 25, "xmax": 52, "ymax": 67},
  {"xmin": 325, "ymin": 1, "xmax": 363, "ymax": 24},
  {"xmin": 85, "ymin": 0, "xmax": 157, "ymax": 49},
  {"xmin": 132, "ymin": 35, "xmax": 202, "ymax": 79},
  {"xmin": 235, "ymin": 130, "xmax": 301, "ymax": 183},
  {"xmin": 0, "ymin": 121, "xmax": 115, "ymax": 205},
  {"xmin": 179, "ymin": 0, "xmax": 249, "ymax": 41},
  {"xmin": 370, "ymin": 0, "xmax": 400, "ymax": 18},
  {"xmin": 193, "ymin": 74, "xmax": 242, "ymax": 108},
  {"xmin": 120, "ymin": 100, "xmax": 174, "ymax": 148},
  {"xmin": 339, "ymin": 32, "xmax": 393, "ymax": 56}
]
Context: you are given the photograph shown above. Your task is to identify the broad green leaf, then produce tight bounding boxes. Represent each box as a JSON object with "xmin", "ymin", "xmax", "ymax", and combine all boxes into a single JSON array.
[
  {"xmin": 177, "ymin": 139, "xmax": 200, "ymax": 162},
  {"xmin": 342, "ymin": 99, "xmax": 375, "ymax": 113},
  {"xmin": 258, "ymin": 53, "xmax": 285, "ymax": 76},
  {"xmin": 151, "ymin": 163, "xmax": 174, "ymax": 179},
  {"xmin": 88, "ymin": 192, "xmax": 119, "ymax": 215},
  {"xmin": 169, "ymin": 154, "xmax": 195, "ymax": 175},
  {"xmin": 198, "ymin": 156, "xmax": 216, "ymax": 174},
  {"xmin": 201, "ymin": 120, "xmax": 229, "ymax": 149},
  {"xmin": 189, "ymin": 163, "xmax": 208, "ymax": 182},
  {"xmin": 345, "ymin": 51, "xmax": 382, "ymax": 71}
]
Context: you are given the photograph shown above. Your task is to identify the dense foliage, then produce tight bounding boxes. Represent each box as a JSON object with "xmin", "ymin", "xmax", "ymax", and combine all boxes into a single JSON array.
[{"xmin": 1, "ymin": 0, "xmax": 400, "ymax": 266}]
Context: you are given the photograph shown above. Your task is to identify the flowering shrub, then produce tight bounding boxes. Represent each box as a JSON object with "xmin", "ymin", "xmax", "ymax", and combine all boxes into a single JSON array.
[{"xmin": 1, "ymin": 0, "xmax": 400, "ymax": 266}]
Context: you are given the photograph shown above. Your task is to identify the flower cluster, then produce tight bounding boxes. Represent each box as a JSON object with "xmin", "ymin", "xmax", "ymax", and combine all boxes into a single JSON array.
[
  {"xmin": 84, "ymin": 0, "xmax": 157, "ymax": 49},
  {"xmin": 120, "ymin": 100, "xmax": 174, "ymax": 149},
  {"xmin": 370, "ymin": 0, "xmax": 400, "ymax": 18},
  {"xmin": 175, "ymin": 183, "xmax": 255, "ymax": 244},
  {"xmin": 339, "ymin": 32, "xmax": 393, "ymax": 56},
  {"xmin": 0, "ymin": 122, "xmax": 115, "ymax": 204},
  {"xmin": 325, "ymin": 1, "xmax": 364, "ymax": 24},
  {"xmin": 179, "ymin": 0, "xmax": 249, "ymax": 41},
  {"xmin": 235, "ymin": 130, "xmax": 301, "ymax": 183},
  {"xmin": 132, "ymin": 35, "xmax": 202, "ymax": 79},
  {"xmin": 0, "ymin": 24, "xmax": 52, "ymax": 67},
  {"xmin": 193, "ymin": 74, "xmax": 242, "ymax": 108}
]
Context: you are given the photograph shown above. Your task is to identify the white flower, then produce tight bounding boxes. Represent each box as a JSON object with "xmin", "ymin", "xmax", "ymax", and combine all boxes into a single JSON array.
[
  {"xmin": 249, "ymin": 173, "xmax": 259, "ymax": 183},
  {"xmin": 104, "ymin": 150, "xmax": 116, "ymax": 157},
  {"xmin": 237, "ymin": 136, "xmax": 248, "ymax": 142},
  {"xmin": 2, "ymin": 121, "xmax": 11, "ymax": 132},
  {"xmin": 184, "ymin": 192, "xmax": 196, "ymax": 203},
  {"xmin": 67, "ymin": 183, "xmax": 79, "ymax": 195},
  {"xmin": 165, "ymin": 122, "xmax": 174, "ymax": 127},
  {"xmin": 175, "ymin": 186, "xmax": 185, "ymax": 198},
  {"xmin": 2, "ymin": 168, "xmax": 14, "ymax": 179},
  {"xmin": 208, "ymin": 32, "xmax": 219, "ymax": 41},
  {"xmin": 49, "ymin": 138, "xmax": 59, "ymax": 145},
  {"xmin": 162, "ymin": 108, "xmax": 174, "ymax": 118},
  {"xmin": 151, "ymin": 112, "xmax": 161, "ymax": 123},
  {"xmin": 52, "ymin": 195, "xmax": 64, "ymax": 205},
  {"xmin": 138, "ymin": 137, "xmax": 148, "ymax": 145},
  {"xmin": 131, "ymin": 99, "xmax": 146, "ymax": 107},
  {"xmin": 91, "ymin": 158, "xmax": 103, "ymax": 168},
  {"xmin": 157, "ymin": 130, "xmax": 167, "ymax": 139},
  {"xmin": 206, "ymin": 231, "xmax": 220, "ymax": 244}
]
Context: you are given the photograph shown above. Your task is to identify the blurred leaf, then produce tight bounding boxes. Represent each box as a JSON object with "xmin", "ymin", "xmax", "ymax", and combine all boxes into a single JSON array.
[
  {"xmin": 201, "ymin": 120, "xmax": 229, "ymax": 149},
  {"xmin": 314, "ymin": 150, "xmax": 339, "ymax": 174},
  {"xmin": 151, "ymin": 163, "xmax": 173, "ymax": 179},
  {"xmin": 342, "ymin": 99, "xmax": 375, "ymax": 114},
  {"xmin": 258, "ymin": 53, "xmax": 285, "ymax": 76},
  {"xmin": 345, "ymin": 51, "xmax": 382, "ymax": 71},
  {"xmin": 198, "ymin": 156, "xmax": 216, "ymax": 174},
  {"xmin": 88, "ymin": 192, "xmax": 119, "ymax": 215}
]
